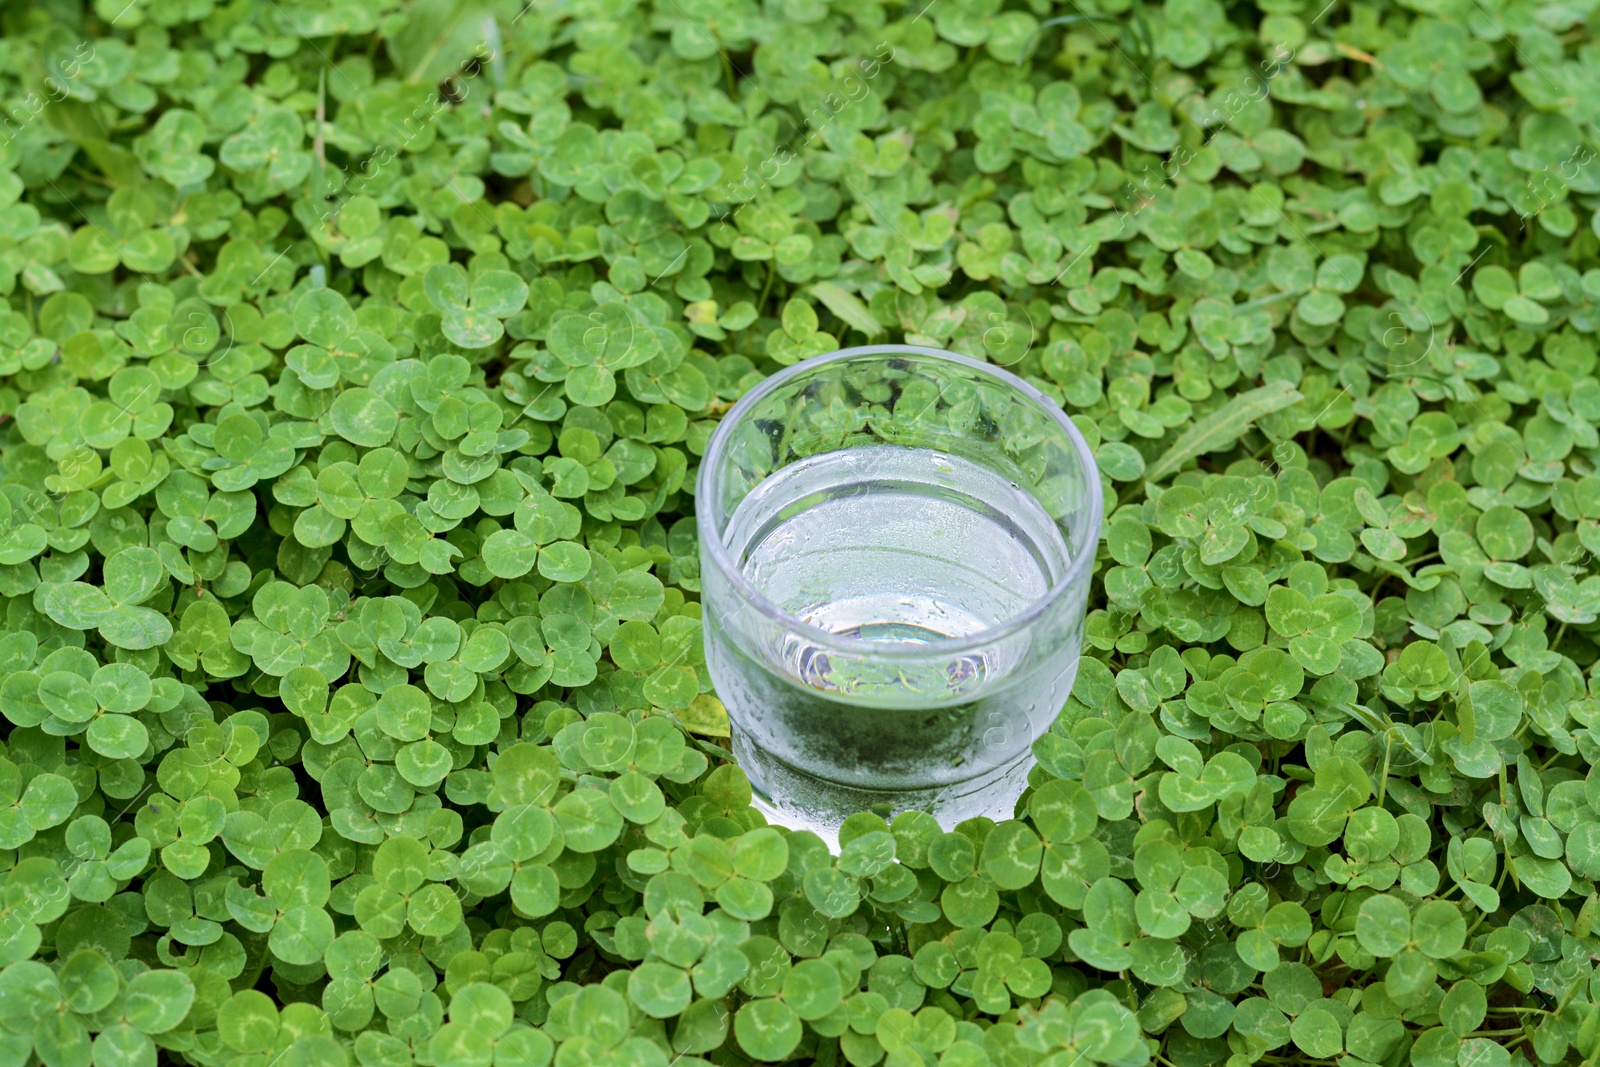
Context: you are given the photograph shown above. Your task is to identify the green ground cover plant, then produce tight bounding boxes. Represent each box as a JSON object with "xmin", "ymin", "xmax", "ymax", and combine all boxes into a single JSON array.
[{"xmin": 0, "ymin": 0, "xmax": 1597, "ymax": 1065}]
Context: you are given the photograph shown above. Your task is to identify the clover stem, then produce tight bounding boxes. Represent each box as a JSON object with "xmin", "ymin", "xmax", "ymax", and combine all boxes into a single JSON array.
[
  {"xmin": 1462, "ymin": 859, "xmax": 1512, "ymax": 941},
  {"xmin": 1375, "ymin": 734, "xmax": 1391, "ymax": 808},
  {"xmin": 69, "ymin": 164, "xmax": 111, "ymax": 187},
  {"xmin": 315, "ymin": 67, "xmax": 326, "ymax": 195},
  {"xmin": 758, "ymin": 261, "xmax": 775, "ymax": 312},
  {"xmin": 238, "ymin": 934, "xmax": 272, "ymax": 993},
  {"xmin": 1114, "ymin": 478, "xmax": 1147, "ymax": 510}
]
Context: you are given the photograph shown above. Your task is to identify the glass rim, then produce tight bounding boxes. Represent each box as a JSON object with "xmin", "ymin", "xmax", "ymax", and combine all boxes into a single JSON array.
[{"xmin": 695, "ymin": 344, "xmax": 1104, "ymax": 660}]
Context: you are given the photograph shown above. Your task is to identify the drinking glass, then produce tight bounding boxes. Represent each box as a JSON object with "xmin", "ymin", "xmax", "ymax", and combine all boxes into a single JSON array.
[{"xmin": 696, "ymin": 345, "xmax": 1102, "ymax": 844}]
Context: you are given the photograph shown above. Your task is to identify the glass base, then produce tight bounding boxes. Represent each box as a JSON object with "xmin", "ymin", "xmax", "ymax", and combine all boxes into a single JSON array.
[{"xmin": 732, "ymin": 730, "xmax": 1035, "ymax": 851}]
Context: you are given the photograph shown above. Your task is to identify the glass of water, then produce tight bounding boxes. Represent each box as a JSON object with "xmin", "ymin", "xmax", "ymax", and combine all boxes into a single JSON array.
[{"xmin": 697, "ymin": 345, "xmax": 1102, "ymax": 843}]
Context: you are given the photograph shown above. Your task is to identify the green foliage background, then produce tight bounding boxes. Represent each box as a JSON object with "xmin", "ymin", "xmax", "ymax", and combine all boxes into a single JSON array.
[{"xmin": 0, "ymin": 0, "xmax": 1596, "ymax": 1064}]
